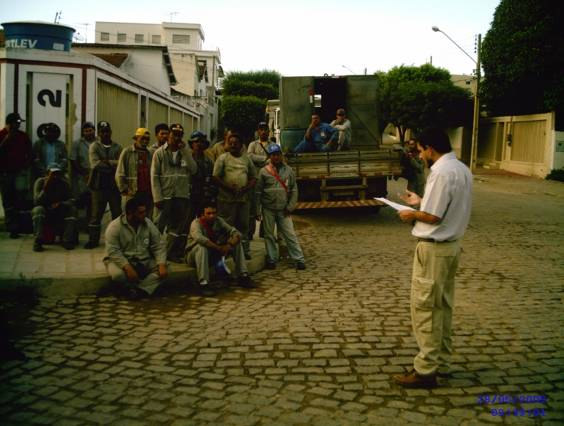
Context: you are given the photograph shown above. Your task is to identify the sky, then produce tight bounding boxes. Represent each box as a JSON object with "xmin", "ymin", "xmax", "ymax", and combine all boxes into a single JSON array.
[{"xmin": 0, "ymin": 0, "xmax": 500, "ymax": 77}]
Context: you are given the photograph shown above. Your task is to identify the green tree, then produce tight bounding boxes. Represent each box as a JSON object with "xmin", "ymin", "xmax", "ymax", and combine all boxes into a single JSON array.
[
  {"xmin": 220, "ymin": 70, "xmax": 281, "ymax": 142},
  {"xmin": 376, "ymin": 64, "xmax": 472, "ymax": 142},
  {"xmin": 481, "ymin": 0, "xmax": 564, "ymax": 128},
  {"xmin": 221, "ymin": 96, "xmax": 266, "ymax": 142}
]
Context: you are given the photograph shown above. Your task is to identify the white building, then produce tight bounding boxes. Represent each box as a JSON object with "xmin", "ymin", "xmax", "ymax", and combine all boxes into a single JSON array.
[{"xmin": 95, "ymin": 21, "xmax": 223, "ymax": 139}]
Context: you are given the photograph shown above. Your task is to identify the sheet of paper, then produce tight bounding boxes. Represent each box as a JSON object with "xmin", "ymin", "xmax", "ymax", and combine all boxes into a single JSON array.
[{"xmin": 374, "ymin": 197, "xmax": 415, "ymax": 212}]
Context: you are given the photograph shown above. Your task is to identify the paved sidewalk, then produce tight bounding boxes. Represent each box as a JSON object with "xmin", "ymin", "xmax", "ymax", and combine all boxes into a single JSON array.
[{"xmin": 0, "ymin": 234, "xmax": 266, "ymax": 297}]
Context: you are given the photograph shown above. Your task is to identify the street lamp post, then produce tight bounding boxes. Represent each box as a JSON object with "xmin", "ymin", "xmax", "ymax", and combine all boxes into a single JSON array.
[{"xmin": 432, "ymin": 26, "xmax": 481, "ymax": 172}]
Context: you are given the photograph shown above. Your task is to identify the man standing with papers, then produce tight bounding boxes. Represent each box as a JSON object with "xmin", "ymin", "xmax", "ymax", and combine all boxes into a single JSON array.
[{"xmin": 393, "ymin": 128, "xmax": 472, "ymax": 388}]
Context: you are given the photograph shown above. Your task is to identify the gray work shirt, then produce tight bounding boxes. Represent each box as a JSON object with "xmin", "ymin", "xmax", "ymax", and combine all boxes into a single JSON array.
[
  {"xmin": 150, "ymin": 144, "xmax": 197, "ymax": 203},
  {"xmin": 213, "ymin": 152, "xmax": 257, "ymax": 203},
  {"xmin": 247, "ymin": 139, "xmax": 276, "ymax": 168},
  {"xmin": 186, "ymin": 216, "xmax": 241, "ymax": 253},
  {"xmin": 255, "ymin": 163, "xmax": 298, "ymax": 213},
  {"xmin": 104, "ymin": 214, "xmax": 166, "ymax": 268}
]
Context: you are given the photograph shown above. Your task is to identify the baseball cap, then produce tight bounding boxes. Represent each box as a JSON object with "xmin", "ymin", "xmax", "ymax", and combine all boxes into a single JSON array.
[
  {"xmin": 133, "ymin": 128, "xmax": 150, "ymax": 139},
  {"xmin": 267, "ymin": 144, "xmax": 282, "ymax": 155},
  {"xmin": 47, "ymin": 163, "xmax": 61, "ymax": 172},
  {"xmin": 189, "ymin": 130, "xmax": 207, "ymax": 142},
  {"xmin": 97, "ymin": 121, "xmax": 111, "ymax": 131},
  {"xmin": 257, "ymin": 121, "xmax": 268, "ymax": 129},
  {"xmin": 6, "ymin": 112, "xmax": 25, "ymax": 124},
  {"xmin": 170, "ymin": 123, "xmax": 184, "ymax": 133},
  {"xmin": 82, "ymin": 121, "xmax": 95, "ymax": 130}
]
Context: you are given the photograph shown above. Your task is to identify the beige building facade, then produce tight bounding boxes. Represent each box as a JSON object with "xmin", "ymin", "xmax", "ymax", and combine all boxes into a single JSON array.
[{"xmin": 95, "ymin": 21, "xmax": 222, "ymax": 139}]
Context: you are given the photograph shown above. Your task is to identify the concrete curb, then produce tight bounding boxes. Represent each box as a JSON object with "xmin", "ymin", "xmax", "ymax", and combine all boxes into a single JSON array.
[{"xmin": 0, "ymin": 235, "xmax": 266, "ymax": 297}]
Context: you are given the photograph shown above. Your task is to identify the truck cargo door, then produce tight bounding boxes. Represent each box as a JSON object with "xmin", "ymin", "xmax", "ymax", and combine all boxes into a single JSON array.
[
  {"xmin": 279, "ymin": 76, "xmax": 314, "ymax": 129},
  {"xmin": 347, "ymin": 76, "xmax": 381, "ymax": 150}
]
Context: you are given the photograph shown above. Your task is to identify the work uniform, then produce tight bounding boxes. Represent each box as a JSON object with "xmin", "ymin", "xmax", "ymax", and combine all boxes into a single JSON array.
[
  {"xmin": 116, "ymin": 145, "xmax": 154, "ymax": 217},
  {"xmin": 329, "ymin": 118, "xmax": 352, "ymax": 150},
  {"xmin": 256, "ymin": 162, "xmax": 305, "ymax": 264},
  {"xmin": 213, "ymin": 152, "xmax": 257, "ymax": 256},
  {"xmin": 410, "ymin": 151, "xmax": 472, "ymax": 375},
  {"xmin": 185, "ymin": 216, "xmax": 247, "ymax": 284},
  {"xmin": 151, "ymin": 143, "xmax": 197, "ymax": 260},
  {"xmin": 191, "ymin": 154, "xmax": 216, "ymax": 221},
  {"xmin": 69, "ymin": 137, "xmax": 94, "ymax": 220},
  {"xmin": 246, "ymin": 139, "xmax": 276, "ymax": 239},
  {"xmin": 104, "ymin": 214, "xmax": 166, "ymax": 295},
  {"xmin": 32, "ymin": 138, "xmax": 68, "ymax": 178},
  {"xmin": 32, "ymin": 175, "xmax": 77, "ymax": 246},
  {"xmin": 293, "ymin": 123, "xmax": 336, "ymax": 153},
  {"xmin": 0, "ymin": 128, "xmax": 33, "ymax": 235},
  {"xmin": 86, "ymin": 140, "xmax": 122, "ymax": 246},
  {"xmin": 401, "ymin": 150, "xmax": 426, "ymax": 197}
]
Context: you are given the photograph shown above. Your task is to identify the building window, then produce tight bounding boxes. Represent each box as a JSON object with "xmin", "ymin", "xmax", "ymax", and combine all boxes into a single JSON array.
[
  {"xmin": 172, "ymin": 34, "xmax": 190, "ymax": 44},
  {"xmin": 117, "ymin": 33, "xmax": 126, "ymax": 43},
  {"xmin": 135, "ymin": 34, "xmax": 144, "ymax": 43},
  {"xmin": 100, "ymin": 32, "xmax": 110, "ymax": 42},
  {"xmin": 151, "ymin": 35, "xmax": 161, "ymax": 44}
]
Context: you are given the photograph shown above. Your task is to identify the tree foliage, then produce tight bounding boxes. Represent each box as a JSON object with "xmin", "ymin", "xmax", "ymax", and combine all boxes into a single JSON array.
[
  {"xmin": 481, "ymin": 0, "xmax": 564, "ymax": 128},
  {"xmin": 221, "ymin": 96, "xmax": 267, "ymax": 142},
  {"xmin": 220, "ymin": 70, "xmax": 281, "ymax": 141},
  {"xmin": 376, "ymin": 64, "xmax": 473, "ymax": 142}
]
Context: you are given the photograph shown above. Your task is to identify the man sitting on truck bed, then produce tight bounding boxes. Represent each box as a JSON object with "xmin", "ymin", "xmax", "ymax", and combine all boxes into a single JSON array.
[
  {"xmin": 292, "ymin": 113, "xmax": 336, "ymax": 153},
  {"xmin": 327, "ymin": 108, "xmax": 352, "ymax": 151}
]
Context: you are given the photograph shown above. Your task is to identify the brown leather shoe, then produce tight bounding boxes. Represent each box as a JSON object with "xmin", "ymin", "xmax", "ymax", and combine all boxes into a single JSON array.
[{"xmin": 393, "ymin": 369, "xmax": 437, "ymax": 388}]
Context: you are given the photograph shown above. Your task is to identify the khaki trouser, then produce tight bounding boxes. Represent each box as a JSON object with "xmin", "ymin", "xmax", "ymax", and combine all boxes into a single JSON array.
[{"xmin": 411, "ymin": 240, "xmax": 460, "ymax": 375}]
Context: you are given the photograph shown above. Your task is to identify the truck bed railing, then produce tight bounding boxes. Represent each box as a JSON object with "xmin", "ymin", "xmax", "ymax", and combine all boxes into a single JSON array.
[{"xmin": 286, "ymin": 150, "xmax": 402, "ymax": 179}]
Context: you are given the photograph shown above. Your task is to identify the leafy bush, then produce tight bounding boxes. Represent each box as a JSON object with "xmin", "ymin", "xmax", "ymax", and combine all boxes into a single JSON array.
[{"xmin": 220, "ymin": 95, "xmax": 267, "ymax": 142}]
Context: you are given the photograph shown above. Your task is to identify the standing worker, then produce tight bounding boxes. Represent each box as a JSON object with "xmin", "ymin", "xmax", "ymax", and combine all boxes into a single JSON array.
[
  {"xmin": 0, "ymin": 113, "xmax": 33, "ymax": 239},
  {"xmin": 246, "ymin": 122, "xmax": 276, "ymax": 240},
  {"xmin": 393, "ymin": 128, "xmax": 472, "ymax": 388},
  {"xmin": 212, "ymin": 132, "xmax": 257, "ymax": 260},
  {"xmin": 70, "ymin": 122, "xmax": 96, "ymax": 226},
  {"xmin": 255, "ymin": 144, "xmax": 306, "ymax": 270},
  {"xmin": 116, "ymin": 128, "xmax": 154, "ymax": 217},
  {"xmin": 189, "ymin": 130, "xmax": 216, "ymax": 221},
  {"xmin": 400, "ymin": 137, "xmax": 426, "ymax": 197},
  {"xmin": 84, "ymin": 121, "xmax": 122, "ymax": 249},
  {"xmin": 151, "ymin": 123, "xmax": 197, "ymax": 261}
]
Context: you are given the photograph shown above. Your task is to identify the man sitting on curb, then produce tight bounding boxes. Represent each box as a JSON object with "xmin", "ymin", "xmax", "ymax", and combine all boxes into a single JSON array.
[
  {"xmin": 256, "ymin": 144, "xmax": 306, "ymax": 270},
  {"xmin": 185, "ymin": 201, "xmax": 255, "ymax": 296},
  {"xmin": 32, "ymin": 163, "xmax": 77, "ymax": 252},
  {"xmin": 104, "ymin": 196, "xmax": 168, "ymax": 300}
]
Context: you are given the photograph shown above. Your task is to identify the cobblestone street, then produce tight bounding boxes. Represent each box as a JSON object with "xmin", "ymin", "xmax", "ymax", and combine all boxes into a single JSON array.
[{"xmin": 1, "ymin": 173, "xmax": 563, "ymax": 425}]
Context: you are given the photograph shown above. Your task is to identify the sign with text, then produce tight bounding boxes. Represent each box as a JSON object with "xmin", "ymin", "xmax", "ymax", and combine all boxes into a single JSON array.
[{"xmin": 32, "ymin": 73, "xmax": 68, "ymax": 142}]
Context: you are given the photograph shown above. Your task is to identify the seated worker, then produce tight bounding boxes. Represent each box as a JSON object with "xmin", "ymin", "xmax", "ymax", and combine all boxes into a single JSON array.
[
  {"xmin": 104, "ymin": 196, "xmax": 167, "ymax": 300},
  {"xmin": 256, "ymin": 144, "xmax": 306, "ymax": 270},
  {"xmin": 292, "ymin": 112, "xmax": 336, "ymax": 153},
  {"xmin": 185, "ymin": 201, "xmax": 254, "ymax": 296},
  {"xmin": 327, "ymin": 108, "xmax": 352, "ymax": 151},
  {"xmin": 32, "ymin": 123, "xmax": 68, "ymax": 178},
  {"xmin": 32, "ymin": 163, "xmax": 77, "ymax": 252}
]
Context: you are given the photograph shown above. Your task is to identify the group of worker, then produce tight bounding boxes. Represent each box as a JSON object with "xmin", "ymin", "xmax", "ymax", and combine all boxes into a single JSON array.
[{"xmin": 0, "ymin": 113, "xmax": 306, "ymax": 298}]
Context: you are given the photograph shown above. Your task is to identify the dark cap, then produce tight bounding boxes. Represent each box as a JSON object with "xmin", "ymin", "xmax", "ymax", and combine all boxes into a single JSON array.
[
  {"xmin": 97, "ymin": 121, "xmax": 111, "ymax": 131},
  {"xmin": 189, "ymin": 130, "xmax": 207, "ymax": 142},
  {"xmin": 170, "ymin": 123, "xmax": 184, "ymax": 133},
  {"xmin": 44, "ymin": 122, "xmax": 61, "ymax": 134},
  {"xmin": 47, "ymin": 162, "xmax": 62, "ymax": 172},
  {"xmin": 6, "ymin": 112, "xmax": 25, "ymax": 124},
  {"xmin": 82, "ymin": 121, "xmax": 95, "ymax": 130},
  {"xmin": 267, "ymin": 144, "xmax": 282, "ymax": 155},
  {"xmin": 257, "ymin": 121, "xmax": 268, "ymax": 129}
]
